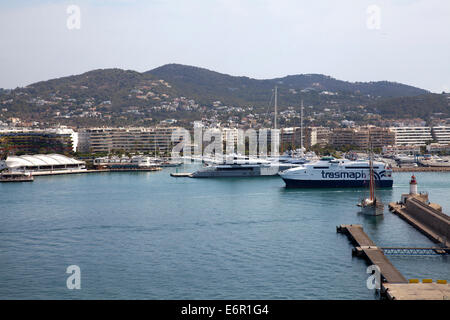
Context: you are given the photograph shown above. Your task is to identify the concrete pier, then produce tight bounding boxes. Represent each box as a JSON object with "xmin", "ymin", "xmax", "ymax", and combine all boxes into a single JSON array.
[
  {"xmin": 30, "ymin": 167, "xmax": 162, "ymax": 176},
  {"xmin": 383, "ymin": 283, "xmax": 450, "ymax": 300},
  {"xmin": 389, "ymin": 197, "xmax": 450, "ymax": 247},
  {"xmin": 337, "ymin": 224, "xmax": 449, "ymax": 299},
  {"xmin": 337, "ymin": 224, "xmax": 407, "ymax": 284}
]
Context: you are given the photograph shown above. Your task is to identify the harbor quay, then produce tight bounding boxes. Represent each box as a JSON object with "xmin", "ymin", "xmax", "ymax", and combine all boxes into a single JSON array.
[
  {"xmin": 388, "ymin": 176, "xmax": 450, "ymax": 248},
  {"xmin": 337, "ymin": 224, "xmax": 449, "ymax": 300},
  {"xmin": 393, "ymin": 167, "xmax": 450, "ymax": 172},
  {"xmin": 338, "ymin": 176, "xmax": 449, "ymax": 300}
]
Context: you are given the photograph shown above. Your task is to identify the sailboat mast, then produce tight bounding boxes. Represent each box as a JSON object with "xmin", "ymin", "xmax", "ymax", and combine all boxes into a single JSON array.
[
  {"xmin": 274, "ymin": 86, "xmax": 278, "ymax": 130},
  {"xmin": 300, "ymin": 99, "xmax": 304, "ymax": 150},
  {"xmin": 368, "ymin": 146, "xmax": 375, "ymax": 201},
  {"xmin": 369, "ymin": 157, "xmax": 373, "ymax": 201}
]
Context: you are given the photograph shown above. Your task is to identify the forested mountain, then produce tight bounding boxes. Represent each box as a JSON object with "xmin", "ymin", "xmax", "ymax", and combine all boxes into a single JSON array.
[
  {"xmin": 147, "ymin": 64, "xmax": 428, "ymax": 106},
  {"xmin": 0, "ymin": 63, "xmax": 446, "ymax": 127},
  {"xmin": 368, "ymin": 93, "xmax": 450, "ymax": 120}
]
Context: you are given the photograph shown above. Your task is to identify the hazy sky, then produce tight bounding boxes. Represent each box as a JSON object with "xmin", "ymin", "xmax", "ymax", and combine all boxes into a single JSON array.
[{"xmin": 1, "ymin": 0, "xmax": 449, "ymax": 92}]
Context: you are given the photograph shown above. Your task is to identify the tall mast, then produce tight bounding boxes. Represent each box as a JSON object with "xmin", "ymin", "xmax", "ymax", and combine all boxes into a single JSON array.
[
  {"xmin": 369, "ymin": 153, "xmax": 374, "ymax": 201},
  {"xmin": 368, "ymin": 138, "xmax": 375, "ymax": 201},
  {"xmin": 274, "ymin": 86, "xmax": 278, "ymax": 130},
  {"xmin": 300, "ymin": 99, "xmax": 304, "ymax": 150}
]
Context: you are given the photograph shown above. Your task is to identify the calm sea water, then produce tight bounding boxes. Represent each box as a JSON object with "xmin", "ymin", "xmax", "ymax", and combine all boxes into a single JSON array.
[{"xmin": 0, "ymin": 166, "xmax": 449, "ymax": 299}]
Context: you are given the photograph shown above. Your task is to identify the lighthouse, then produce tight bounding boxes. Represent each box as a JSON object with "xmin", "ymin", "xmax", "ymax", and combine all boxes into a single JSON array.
[
  {"xmin": 400, "ymin": 175, "xmax": 429, "ymax": 205},
  {"xmin": 409, "ymin": 175, "xmax": 418, "ymax": 195}
]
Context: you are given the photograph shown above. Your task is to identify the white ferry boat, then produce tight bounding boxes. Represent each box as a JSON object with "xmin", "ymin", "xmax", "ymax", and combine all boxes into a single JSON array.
[{"xmin": 278, "ymin": 157, "xmax": 393, "ymax": 188}]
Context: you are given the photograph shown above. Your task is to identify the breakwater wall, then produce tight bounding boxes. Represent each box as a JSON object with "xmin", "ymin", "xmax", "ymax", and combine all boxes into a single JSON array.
[{"xmin": 389, "ymin": 197, "xmax": 450, "ymax": 247}]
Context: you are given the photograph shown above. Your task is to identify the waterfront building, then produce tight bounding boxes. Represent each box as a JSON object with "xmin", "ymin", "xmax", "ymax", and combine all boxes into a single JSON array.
[
  {"xmin": 379, "ymin": 126, "xmax": 450, "ymax": 153},
  {"xmin": 0, "ymin": 128, "xmax": 76, "ymax": 155},
  {"xmin": 273, "ymin": 127, "xmax": 331, "ymax": 150},
  {"xmin": 432, "ymin": 126, "xmax": 450, "ymax": 144},
  {"xmin": 330, "ymin": 127, "xmax": 394, "ymax": 150},
  {"xmin": 368, "ymin": 127, "xmax": 396, "ymax": 148},
  {"xmin": 389, "ymin": 127, "xmax": 432, "ymax": 146},
  {"xmin": 331, "ymin": 128, "xmax": 368, "ymax": 149},
  {"xmin": 221, "ymin": 128, "xmax": 239, "ymax": 146},
  {"xmin": 279, "ymin": 127, "xmax": 302, "ymax": 150},
  {"xmin": 305, "ymin": 127, "xmax": 331, "ymax": 148},
  {"xmin": 1, "ymin": 154, "xmax": 85, "ymax": 173},
  {"xmin": 77, "ymin": 127, "xmax": 182, "ymax": 154}
]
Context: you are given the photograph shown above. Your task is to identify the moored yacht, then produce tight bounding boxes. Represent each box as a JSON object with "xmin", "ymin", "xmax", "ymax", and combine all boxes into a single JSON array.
[
  {"xmin": 191, "ymin": 156, "xmax": 300, "ymax": 178},
  {"xmin": 0, "ymin": 171, "xmax": 34, "ymax": 183},
  {"xmin": 278, "ymin": 157, "xmax": 393, "ymax": 188}
]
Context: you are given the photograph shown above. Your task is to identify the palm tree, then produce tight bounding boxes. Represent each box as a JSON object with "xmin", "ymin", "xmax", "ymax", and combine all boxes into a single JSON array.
[{"xmin": 0, "ymin": 138, "xmax": 11, "ymax": 160}]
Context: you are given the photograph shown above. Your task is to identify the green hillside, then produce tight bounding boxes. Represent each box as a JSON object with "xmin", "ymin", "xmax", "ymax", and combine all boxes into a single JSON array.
[{"xmin": 0, "ymin": 63, "xmax": 446, "ymax": 127}]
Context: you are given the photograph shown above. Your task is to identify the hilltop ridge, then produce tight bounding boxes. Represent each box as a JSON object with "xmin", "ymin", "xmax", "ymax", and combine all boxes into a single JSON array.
[{"xmin": 0, "ymin": 64, "xmax": 447, "ymax": 127}]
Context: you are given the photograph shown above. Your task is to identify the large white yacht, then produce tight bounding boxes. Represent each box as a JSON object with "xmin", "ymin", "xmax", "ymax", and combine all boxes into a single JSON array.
[
  {"xmin": 278, "ymin": 157, "xmax": 393, "ymax": 188},
  {"xmin": 191, "ymin": 156, "xmax": 301, "ymax": 178}
]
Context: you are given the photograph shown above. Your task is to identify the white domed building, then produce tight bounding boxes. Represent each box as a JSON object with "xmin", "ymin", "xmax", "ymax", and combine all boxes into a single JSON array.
[{"xmin": 1, "ymin": 154, "xmax": 86, "ymax": 175}]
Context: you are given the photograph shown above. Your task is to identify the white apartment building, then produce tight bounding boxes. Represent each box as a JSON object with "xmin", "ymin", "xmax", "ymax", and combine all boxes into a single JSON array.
[
  {"xmin": 388, "ymin": 126, "xmax": 450, "ymax": 146},
  {"xmin": 389, "ymin": 127, "xmax": 432, "ymax": 146},
  {"xmin": 221, "ymin": 128, "xmax": 239, "ymax": 146},
  {"xmin": 432, "ymin": 126, "xmax": 450, "ymax": 144},
  {"xmin": 77, "ymin": 127, "xmax": 182, "ymax": 154}
]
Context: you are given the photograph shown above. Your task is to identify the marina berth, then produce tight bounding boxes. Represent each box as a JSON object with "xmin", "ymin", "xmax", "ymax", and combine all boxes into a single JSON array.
[{"xmin": 279, "ymin": 157, "xmax": 393, "ymax": 188}]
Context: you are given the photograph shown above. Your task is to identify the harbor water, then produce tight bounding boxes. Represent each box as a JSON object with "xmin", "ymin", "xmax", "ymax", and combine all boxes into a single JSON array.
[{"xmin": 0, "ymin": 166, "xmax": 449, "ymax": 299}]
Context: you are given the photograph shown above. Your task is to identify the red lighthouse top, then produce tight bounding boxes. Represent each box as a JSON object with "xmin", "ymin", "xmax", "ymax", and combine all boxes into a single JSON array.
[{"xmin": 410, "ymin": 175, "xmax": 417, "ymax": 184}]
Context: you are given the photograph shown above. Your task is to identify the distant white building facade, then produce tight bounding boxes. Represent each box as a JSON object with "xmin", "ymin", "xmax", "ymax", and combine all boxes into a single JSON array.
[
  {"xmin": 389, "ymin": 127, "xmax": 432, "ymax": 146},
  {"xmin": 432, "ymin": 126, "xmax": 450, "ymax": 144},
  {"xmin": 77, "ymin": 127, "xmax": 182, "ymax": 154}
]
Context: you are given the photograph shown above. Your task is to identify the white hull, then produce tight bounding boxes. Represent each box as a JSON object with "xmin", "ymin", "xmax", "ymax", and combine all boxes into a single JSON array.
[{"xmin": 279, "ymin": 158, "xmax": 393, "ymax": 188}]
